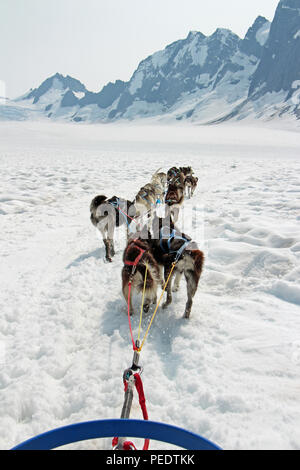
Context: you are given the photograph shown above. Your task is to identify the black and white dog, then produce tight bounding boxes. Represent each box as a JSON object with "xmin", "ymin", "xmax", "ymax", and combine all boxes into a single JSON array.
[{"xmin": 90, "ymin": 195, "xmax": 136, "ymax": 262}]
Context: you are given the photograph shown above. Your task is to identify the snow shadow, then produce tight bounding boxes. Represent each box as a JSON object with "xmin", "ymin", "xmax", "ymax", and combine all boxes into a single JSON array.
[
  {"xmin": 66, "ymin": 248, "xmax": 102, "ymax": 269},
  {"xmin": 99, "ymin": 293, "xmax": 186, "ymax": 380}
]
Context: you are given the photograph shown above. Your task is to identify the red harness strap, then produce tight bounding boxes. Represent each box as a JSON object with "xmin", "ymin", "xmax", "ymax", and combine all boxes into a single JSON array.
[
  {"xmin": 112, "ymin": 374, "xmax": 150, "ymax": 451},
  {"xmin": 125, "ymin": 242, "xmax": 146, "ymax": 267}
]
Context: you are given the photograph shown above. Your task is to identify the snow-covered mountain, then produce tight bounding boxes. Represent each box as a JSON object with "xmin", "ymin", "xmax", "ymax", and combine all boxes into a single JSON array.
[
  {"xmin": 216, "ymin": 0, "xmax": 300, "ymax": 123},
  {"xmin": 2, "ymin": 0, "xmax": 300, "ymax": 125}
]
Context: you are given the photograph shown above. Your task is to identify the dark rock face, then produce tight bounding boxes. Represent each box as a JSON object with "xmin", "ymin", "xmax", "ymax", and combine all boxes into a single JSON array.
[
  {"xmin": 79, "ymin": 80, "xmax": 126, "ymax": 109},
  {"xmin": 249, "ymin": 0, "xmax": 300, "ymax": 95},
  {"xmin": 61, "ymin": 90, "xmax": 79, "ymax": 108},
  {"xmin": 240, "ymin": 16, "xmax": 270, "ymax": 59}
]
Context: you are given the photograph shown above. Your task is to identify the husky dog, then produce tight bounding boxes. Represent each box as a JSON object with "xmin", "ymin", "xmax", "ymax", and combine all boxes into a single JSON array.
[
  {"xmin": 167, "ymin": 167, "xmax": 181, "ymax": 184},
  {"xmin": 179, "ymin": 166, "xmax": 194, "ymax": 178},
  {"xmin": 134, "ymin": 184, "xmax": 158, "ymax": 219},
  {"xmin": 122, "ymin": 236, "xmax": 161, "ymax": 316},
  {"xmin": 90, "ymin": 195, "xmax": 136, "ymax": 262},
  {"xmin": 150, "ymin": 217, "xmax": 204, "ymax": 319},
  {"xmin": 151, "ymin": 168, "xmax": 167, "ymax": 194},
  {"xmin": 164, "ymin": 175, "xmax": 185, "ymax": 223},
  {"xmin": 133, "ymin": 169, "xmax": 167, "ymax": 231},
  {"xmin": 185, "ymin": 175, "xmax": 198, "ymax": 198}
]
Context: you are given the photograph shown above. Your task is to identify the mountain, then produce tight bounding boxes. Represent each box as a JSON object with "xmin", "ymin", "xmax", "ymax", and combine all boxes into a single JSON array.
[
  {"xmin": 217, "ymin": 0, "xmax": 300, "ymax": 123},
  {"xmin": 5, "ymin": 0, "xmax": 300, "ymax": 124},
  {"xmin": 250, "ymin": 0, "xmax": 300, "ymax": 95},
  {"xmin": 72, "ymin": 17, "xmax": 271, "ymax": 123},
  {"xmin": 15, "ymin": 73, "xmax": 88, "ymax": 120}
]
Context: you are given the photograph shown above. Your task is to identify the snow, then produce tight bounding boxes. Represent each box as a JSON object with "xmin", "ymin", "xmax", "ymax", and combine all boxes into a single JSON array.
[
  {"xmin": 151, "ymin": 50, "xmax": 169, "ymax": 69},
  {"xmin": 73, "ymin": 91, "xmax": 85, "ymax": 100},
  {"xmin": 0, "ymin": 121, "xmax": 300, "ymax": 450},
  {"xmin": 256, "ymin": 22, "xmax": 271, "ymax": 46},
  {"xmin": 294, "ymin": 30, "xmax": 300, "ymax": 39},
  {"xmin": 292, "ymin": 80, "xmax": 300, "ymax": 89},
  {"xmin": 173, "ymin": 35, "xmax": 208, "ymax": 68},
  {"xmin": 123, "ymin": 100, "xmax": 164, "ymax": 119},
  {"xmin": 190, "ymin": 43, "xmax": 208, "ymax": 67},
  {"xmin": 129, "ymin": 71, "xmax": 144, "ymax": 95}
]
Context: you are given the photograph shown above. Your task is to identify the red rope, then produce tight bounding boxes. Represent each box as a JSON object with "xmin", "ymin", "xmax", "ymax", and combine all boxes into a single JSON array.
[
  {"xmin": 134, "ymin": 373, "xmax": 150, "ymax": 450},
  {"xmin": 112, "ymin": 374, "xmax": 149, "ymax": 451},
  {"xmin": 127, "ymin": 283, "xmax": 138, "ymax": 351},
  {"xmin": 117, "ymin": 206, "xmax": 137, "ymax": 223}
]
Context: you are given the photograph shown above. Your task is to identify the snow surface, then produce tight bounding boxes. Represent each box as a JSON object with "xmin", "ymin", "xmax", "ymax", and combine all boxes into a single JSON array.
[
  {"xmin": 256, "ymin": 22, "xmax": 271, "ymax": 46},
  {"xmin": 294, "ymin": 30, "xmax": 300, "ymax": 39},
  {"xmin": 0, "ymin": 121, "xmax": 300, "ymax": 450},
  {"xmin": 129, "ymin": 71, "xmax": 144, "ymax": 95}
]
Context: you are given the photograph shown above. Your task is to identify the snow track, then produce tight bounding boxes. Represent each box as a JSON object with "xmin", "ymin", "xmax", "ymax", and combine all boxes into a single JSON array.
[{"xmin": 0, "ymin": 122, "xmax": 299, "ymax": 450}]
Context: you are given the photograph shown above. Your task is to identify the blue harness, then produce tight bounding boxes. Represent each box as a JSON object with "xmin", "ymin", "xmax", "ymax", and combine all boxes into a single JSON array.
[
  {"xmin": 140, "ymin": 189, "xmax": 162, "ymax": 206},
  {"xmin": 159, "ymin": 226, "xmax": 191, "ymax": 262}
]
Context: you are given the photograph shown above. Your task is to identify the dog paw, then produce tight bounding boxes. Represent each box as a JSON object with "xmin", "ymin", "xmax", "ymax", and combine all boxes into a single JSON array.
[
  {"xmin": 172, "ymin": 285, "xmax": 179, "ymax": 292},
  {"xmin": 162, "ymin": 301, "xmax": 171, "ymax": 310},
  {"xmin": 184, "ymin": 311, "xmax": 190, "ymax": 319}
]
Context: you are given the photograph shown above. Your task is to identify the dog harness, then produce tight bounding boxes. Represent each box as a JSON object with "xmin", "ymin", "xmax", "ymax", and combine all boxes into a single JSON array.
[
  {"xmin": 139, "ymin": 189, "xmax": 162, "ymax": 207},
  {"xmin": 125, "ymin": 241, "xmax": 146, "ymax": 267},
  {"xmin": 109, "ymin": 197, "xmax": 136, "ymax": 231},
  {"xmin": 159, "ymin": 227, "xmax": 191, "ymax": 262}
]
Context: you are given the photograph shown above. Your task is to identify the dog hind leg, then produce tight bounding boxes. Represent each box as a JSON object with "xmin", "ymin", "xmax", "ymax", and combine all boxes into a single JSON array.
[
  {"xmin": 184, "ymin": 269, "xmax": 198, "ymax": 319},
  {"xmin": 162, "ymin": 266, "xmax": 174, "ymax": 309},
  {"xmin": 172, "ymin": 269, "xmax": 183, "ymax": 292}
]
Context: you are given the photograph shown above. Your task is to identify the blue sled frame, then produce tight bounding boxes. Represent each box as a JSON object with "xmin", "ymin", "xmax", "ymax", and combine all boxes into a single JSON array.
[{"xmin": 12, "ymin": 419, "xmax": 221, "ymax": 450}]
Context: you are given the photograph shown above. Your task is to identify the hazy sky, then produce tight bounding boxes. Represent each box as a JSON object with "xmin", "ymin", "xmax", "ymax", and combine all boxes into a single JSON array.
[{"xmin": 0, "ymin": 0, "xmax": 280, "ymax": 98}]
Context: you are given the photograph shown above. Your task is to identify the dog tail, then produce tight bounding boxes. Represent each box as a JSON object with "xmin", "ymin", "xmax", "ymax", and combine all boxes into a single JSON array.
[
  {"xmin": 190, "ymin": 250, "xmax": 205, "ymax": 277},
  {"xmin": 90, "ymin": 195, "xmax": 107, "ymax": 212}
]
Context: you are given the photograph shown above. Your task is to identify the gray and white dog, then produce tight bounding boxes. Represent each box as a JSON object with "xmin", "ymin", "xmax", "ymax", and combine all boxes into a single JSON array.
[
  {"xmin": 133, "ymin": 169, "xmax": 167, "ymax": 231},
  {"xmin": 90, "ymin": 195, "xmax": 136, "ymax": 262}
]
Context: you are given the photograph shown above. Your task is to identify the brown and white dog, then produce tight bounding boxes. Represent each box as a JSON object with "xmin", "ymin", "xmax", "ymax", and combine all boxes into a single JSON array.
[
  {"xmin": 165, "ymin": 174, "xmax": 185, "ymax": 223},
  {"xmin": 122, "ymin": 236, "xmax": 161, "ymax": 316},
  {"xmin": 185, "ymin": 175, "xmax": 198, "ymax": 199},
  {"xmin": 150, "ymin": 217, "xmax": 204, "ymax": 319},
  {"xmin": 90, "ymin": 195, "xmax": 136, "ymax": 262},
  {"xmin": 167, "ymin": 166, "xmax": 194, "ymax": 185},
  {"xmin": 179, "ymin": 166, "xmax": 194, "ymax": 178}
]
